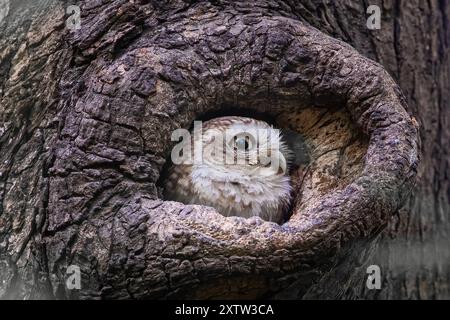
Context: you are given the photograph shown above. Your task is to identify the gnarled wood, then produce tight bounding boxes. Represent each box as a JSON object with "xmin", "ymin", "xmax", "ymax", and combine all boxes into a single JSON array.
[{"xmin": 0, "ymin": 0, "xmax": 445, "ymax": 300}]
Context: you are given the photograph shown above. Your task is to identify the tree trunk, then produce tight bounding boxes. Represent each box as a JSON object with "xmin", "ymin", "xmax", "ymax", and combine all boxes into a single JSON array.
[{"xmin": 0, "ymin": 0, "xmax": 447, "ymax": 300}]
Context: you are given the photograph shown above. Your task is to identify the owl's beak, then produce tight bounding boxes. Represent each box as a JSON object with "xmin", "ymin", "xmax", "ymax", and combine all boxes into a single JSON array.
[
  {"xmin": 259, "ymin": 152, "xmax": 287, "ymax": 175},
  {"xmin": 278, "ymin": 153, "xmax": 287, "ymax": 175}
]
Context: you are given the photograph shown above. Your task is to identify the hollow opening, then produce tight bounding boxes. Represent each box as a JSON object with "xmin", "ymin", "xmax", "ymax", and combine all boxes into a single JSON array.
[{"xmin": 157, "ymin": 105, "xmax": 369, "ymax": 224}]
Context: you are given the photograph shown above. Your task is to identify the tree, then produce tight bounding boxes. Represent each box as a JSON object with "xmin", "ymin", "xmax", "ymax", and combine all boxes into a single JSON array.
[{"xmin": 0, "ymin": 0, "xmax": 447, "ymax": 299}]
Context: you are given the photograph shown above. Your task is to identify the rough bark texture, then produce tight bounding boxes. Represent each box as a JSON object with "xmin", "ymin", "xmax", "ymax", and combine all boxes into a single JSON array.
[{"xmin": 0, "ymin": 0, "xmax": 446, "ymax": 300}]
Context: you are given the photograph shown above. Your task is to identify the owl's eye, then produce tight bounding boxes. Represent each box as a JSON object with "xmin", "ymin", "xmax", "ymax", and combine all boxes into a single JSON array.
[
  {"xmin": 232, "ymin": 135, "xmax": 253, "ymax": 151},
  {"xmin": 235, "ymin": 137, "xmax": 249, "ymax": 150}
]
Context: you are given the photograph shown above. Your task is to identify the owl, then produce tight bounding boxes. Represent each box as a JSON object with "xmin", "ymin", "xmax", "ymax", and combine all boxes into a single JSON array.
[{"xmin": 163, "ymin": 116, "xmax": 292, "ymax": 223}]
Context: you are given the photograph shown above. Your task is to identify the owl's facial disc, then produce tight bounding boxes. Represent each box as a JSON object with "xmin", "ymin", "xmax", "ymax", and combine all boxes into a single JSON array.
[{"xmin": 195, "ymin": 119, "xmax": 290, "ymax": 180}]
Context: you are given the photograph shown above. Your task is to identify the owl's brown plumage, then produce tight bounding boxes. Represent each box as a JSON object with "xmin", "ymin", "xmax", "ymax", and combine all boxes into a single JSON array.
[{"xmin": 163, "ymin": 116, "xmax": 292, "ymax": 223}]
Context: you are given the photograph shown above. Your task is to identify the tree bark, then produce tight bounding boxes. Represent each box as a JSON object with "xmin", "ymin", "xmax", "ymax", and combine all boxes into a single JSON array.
[
  {"xmin": 299, "ymin": 0, "xmax": 449, "ymax": 300},
  {"xmin": 0, "ymin": 0, "xmax": 447, "ymax": 300}
]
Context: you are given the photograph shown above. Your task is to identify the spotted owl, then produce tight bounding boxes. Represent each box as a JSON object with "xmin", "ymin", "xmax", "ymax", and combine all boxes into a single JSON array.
[{"xmin": 163, "ymin": 116, "xmax": 292, "ymax": 223}]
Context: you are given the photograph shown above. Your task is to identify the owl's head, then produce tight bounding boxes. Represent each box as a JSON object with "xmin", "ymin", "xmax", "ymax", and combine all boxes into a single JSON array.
[
  {"xmin": 165, "ymin": 116, "xmax": 292, "ymax": 222},
  {"xmin": 196, "ymin": 116, "xmax": 291, "ymax": 179}
]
